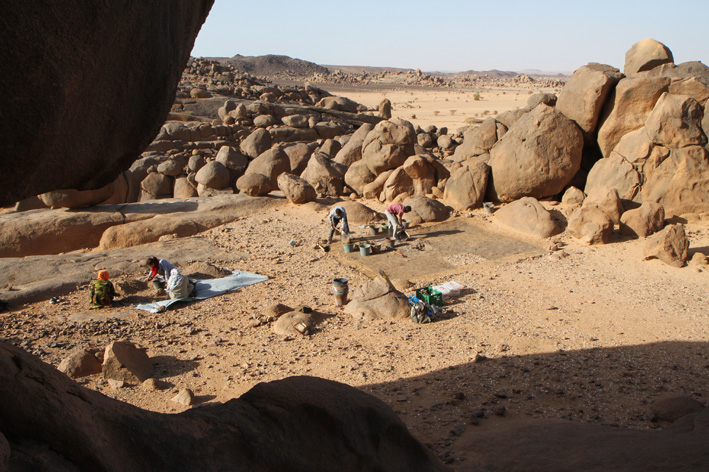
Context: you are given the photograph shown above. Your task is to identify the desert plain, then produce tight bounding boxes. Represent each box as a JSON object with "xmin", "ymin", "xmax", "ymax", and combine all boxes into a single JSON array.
[{"xmin": 2, "ymin": 75, "xmax": 708, "ymax": 467}]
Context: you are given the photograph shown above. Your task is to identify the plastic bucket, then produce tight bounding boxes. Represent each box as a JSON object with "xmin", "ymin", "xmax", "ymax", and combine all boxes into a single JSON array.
[
  {"xmin": 333, "ymin": 278, "xmax": 349, "ymax": 306},
  {"xmin": 359, "ymin": 244, "xmax": 371, "ymax": 257},
  {"xmin": 343, "ymin": 243, "xmax": 354, "ymax": 253}
]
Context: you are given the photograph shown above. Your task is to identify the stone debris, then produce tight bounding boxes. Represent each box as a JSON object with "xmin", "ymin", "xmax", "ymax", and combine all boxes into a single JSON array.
[{"xmin": 171, "ymin": 388, "xmax": 195, "ymax": 406}]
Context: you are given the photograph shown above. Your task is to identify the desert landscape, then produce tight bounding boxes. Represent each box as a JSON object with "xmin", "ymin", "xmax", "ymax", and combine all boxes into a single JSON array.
[{"xmin": 1, "ymin": 3, "xmax": 708, "ymax": 471}]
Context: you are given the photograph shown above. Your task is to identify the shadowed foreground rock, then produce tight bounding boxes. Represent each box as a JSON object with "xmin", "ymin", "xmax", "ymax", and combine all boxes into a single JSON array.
[
  {"xmin": 0, "ymin": 341, "xmax": 447, "ymax": 472},
  {"xmin": 458, "ymin": 412, "xmax": 709, "ymax": 472},
  {"xmin": 0, "ymin": 1, "xmax": 214, "ymax": 205}
]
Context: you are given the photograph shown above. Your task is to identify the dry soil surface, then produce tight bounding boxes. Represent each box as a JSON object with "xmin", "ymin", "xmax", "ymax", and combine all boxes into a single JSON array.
[
  {"xmin": 318, "ymin": 83, "xmax": 562, "ymax": 131},
  {"xmin": 2, "ymin": 198, "xmax": 708, "ymax": 468}
]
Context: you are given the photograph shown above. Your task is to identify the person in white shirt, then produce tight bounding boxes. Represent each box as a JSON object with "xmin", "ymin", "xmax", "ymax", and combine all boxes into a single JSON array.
[{"xmin": 327, "ymin": 206, "xmax": 350, "ymax": 244}]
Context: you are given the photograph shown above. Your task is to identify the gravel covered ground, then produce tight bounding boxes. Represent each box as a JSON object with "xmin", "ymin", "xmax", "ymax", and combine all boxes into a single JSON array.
[{"xmin": 1, "ymin": 200, "xmax": 708, "ymax": 467}]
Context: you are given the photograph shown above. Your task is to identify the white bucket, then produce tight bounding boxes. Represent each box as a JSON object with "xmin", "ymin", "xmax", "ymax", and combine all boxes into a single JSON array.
[
  {"xmin": 442, "ymin": 281, "xmax": 461, "ymax": 297},
  {"xmin": 431, "ymin": 284, "xmax": 451, "ymax": 300}
]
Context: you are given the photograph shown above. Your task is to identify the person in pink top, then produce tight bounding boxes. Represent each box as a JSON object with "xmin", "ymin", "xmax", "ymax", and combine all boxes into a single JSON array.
[{"xmin": 385, "ymin": 203, "xmax": 411, "ymax": 240}]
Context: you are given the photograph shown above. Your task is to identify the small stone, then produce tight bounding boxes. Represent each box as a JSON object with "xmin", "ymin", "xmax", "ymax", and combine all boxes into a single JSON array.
[
  {"xmin": 493, "ymin": 405, "xmax": 506, "ymax": 416},
  {"xmin": 474, "ymin": 354, "xmax": 488, "ymax": 363},
  {"xmin": 494, "ymin": 391, "xmax": 508, "ymax": 399},
  {"xmin": 451, "ymin": 423, "xmax": 466, "ymax": 436},
  {"xmin": 396, "ymin": 395, "xmax": 408, "ymax": 402},
  {"xmin": 142, "ymin": 378, "xmax": 165, "ymax": 391},
  {"xmin": 107, "ymin": 379, "xmax": 125, "ymax": 389},
  {"xmin": 171, "ymin": 388, "xmax": 195, "ymax": 406}
]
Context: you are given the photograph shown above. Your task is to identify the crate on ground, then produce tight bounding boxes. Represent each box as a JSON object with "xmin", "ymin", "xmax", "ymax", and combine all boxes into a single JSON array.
[{"xmin": 416, "ymin": 286, "xmax": 443, "ymax": 306}]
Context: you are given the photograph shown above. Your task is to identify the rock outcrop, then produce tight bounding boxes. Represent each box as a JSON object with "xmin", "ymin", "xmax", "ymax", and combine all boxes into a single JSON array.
[
  {"xmin": 0, "ymin": 1, "xmax": 214, "ymax": 205},
  {"xmin": 487, "ymin": 104, "xmax": 583, "ymax": 202},
  {"xmin": 0, "ymin": 340, "xmax": 446, "ymax": 472}
]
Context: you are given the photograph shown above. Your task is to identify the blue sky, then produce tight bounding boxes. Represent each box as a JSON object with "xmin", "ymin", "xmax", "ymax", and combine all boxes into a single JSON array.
[{"xmin": 191, "ymin": 0, "xmax": 708, "ymax": 73}]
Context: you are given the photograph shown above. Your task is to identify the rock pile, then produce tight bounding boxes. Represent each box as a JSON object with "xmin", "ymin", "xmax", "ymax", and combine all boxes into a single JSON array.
[{"xmin": 9, "ymin": 38, "xmax": 708, "ymax": 270}]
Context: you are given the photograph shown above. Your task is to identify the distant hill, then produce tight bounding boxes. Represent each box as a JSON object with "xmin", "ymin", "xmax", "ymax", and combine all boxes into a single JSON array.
[
  {"xmin": 322, "ymin": 64, "xmax": 414, "ymax": 74},
  {"xmin": 211, "ymin": 54, "xmax": 330, "ymax": 78},
  {"xmin": 193, "ymin": 54, "xmax": 568, "ymax": 79}
]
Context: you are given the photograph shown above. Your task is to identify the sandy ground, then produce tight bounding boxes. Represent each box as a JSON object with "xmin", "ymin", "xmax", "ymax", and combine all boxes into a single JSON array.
[
  {"xmin": 2, "ymin": 196, "xmax": 708, "ymax": 468},
  {"xmin": 319, "ymin": 84, "xmax": 562, "ymax": 132}
]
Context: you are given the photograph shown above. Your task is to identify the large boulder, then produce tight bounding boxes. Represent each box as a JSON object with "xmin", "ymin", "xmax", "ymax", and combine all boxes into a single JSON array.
[
  {"xmin": 316, "ymin": 96, "xmax": 361, "ymax": 113},
  {"xmin": 638, "ymin": 146, "xmax": 709, "ymax": 214},
  {"xmin": 344, "ymin": 160, "xmax": 377, "ymax": 196},
  {"xmin": 195, "ymin": 161, "xmax": 231, "ymax": 190},
  {"xmin": 244, "ymin": 148, "xmax": 291, "ymax": 188},
  {"xmin": 338, "ymin": 201, "xmax": 384, "ymax": 224},
  {"xmin": 624, "ymin": 38, "xmax": 674, "ymax": 77},
  {"xmin": 140, "ymin": 172, "xmax": 174, "ymax": 198},
  {"xmin": 344, "ymin": 276, "xmax": 410, "ymax": 321},
  {"xmin": 495, "ymin": 197, "xmax": 562, "ymax": 239},
  {"xmin": 583, "ymin": 186, "xmax": 624, "ymax": 225},
  {"xmin": 173, "ymin": 176, "xmax": 198, "ymax": 198},
  {"xmin": 381, "ymin": 168, "xmax": 415, "ymax": 202},
  {"xmin": 643, "ymin": 223, "xmax": 689, "ymax": 267},
  {"xmin": 403, "ymin": 197, "xmax": 451, "ymax": 224},
  {"xmin": 620, "ymin": 202, "xmax": 665, "ymax": 238},
  {"xmin": 282, "ymin": 142, "xmax": 315, "ymax": 175},
  {"xmin": 487, "ymin": 105, "xmax": 583, "ymax": 202},
  {"xmin": 597, "ymin": 76, "xmax": 671, "ymax": 157},
  {"xmin": 102, "ymin": 341, "xmax": 152, "ymax": 384},
  {"xmin": 401, "ymin": 155, "xmax": 437, "ymax": 196},
  {"xmin": 0, "ymin": 207, "xmax": 126, "ymax": 257},
  {"xmin": 556, "ymin": 63, "xmax": 624, "ymax": 140},
  {"xmin": 277, "ymin": 173, "xmax": 317, "ymax": 204},
  {"xmin": 157, "ymin": 158, "xmax": 186, "ymax": 177},
  {"xmin": 645, "ymin": 92, "xmax": 706, "ymax": 149},
  {"xmin": 650, "ymin": 395, "xmax": 705, "ymax": 423},
  {"xmin": 334, "ymin": 123, "xmax": 373, "ymax": 166},
  {"xmin": 58, "ymin": 349, "xmax": 102, "ymax": 379},
  {"xmin": 0, "ymin": 341, "xmax": 446, "ymax": 471},
  {"xmin": 39, "ymin": 183, "xmax": 116, "ymax": 209},
  {"xmin": 240, "ymin": 128, "xmax": 273, "ymax": 158},
  {"xmin": 442, "ymin": 161, "xmax": 489, "ymax": 210},
  {"xmin": 361, "ymin": 118, "xmax": 417, "ymax": 175},
  {"xmin": 215, "ymin": 146, "xmax": 249, "ymax": 180},
  {"xmin": 0, "ymin": 2, "xmax": 214, "ymax": 206},
  {"xmin": 236, "ymin": 173, "xmax": 272, "ymax": 197},
  {"xmin": 452, "ymin": 118, "xmax": 505, "ymax": 160},
  {"xmin": 300, "ymin": 152, "xmax": 346, "ymax": 196},
  {"xmin": 567, "ymin": 206, "xmax": 614, "ymax": 244},
  {"xmin": 362, "ymin": 170, "xmax": 394, "ymax": 200}
]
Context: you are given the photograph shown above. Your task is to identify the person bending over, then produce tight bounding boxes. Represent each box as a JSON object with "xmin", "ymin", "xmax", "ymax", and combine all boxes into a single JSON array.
[
  {"xmin": 327, "ymin": 206, "xmax": 350, "ymax": 244},
  {"xmin": 385, "ymin": 203, "xmax": 411, "ymax": 240}
]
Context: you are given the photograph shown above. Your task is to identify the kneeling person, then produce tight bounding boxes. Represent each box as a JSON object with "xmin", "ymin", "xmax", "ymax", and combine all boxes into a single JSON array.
[
  {"xmin": 166, "ymin": 268, "xmax": 195, "ymax": 300},
  {"xmin": 90, "ymin": 270, "xmax": 118, "ymax": 308}
]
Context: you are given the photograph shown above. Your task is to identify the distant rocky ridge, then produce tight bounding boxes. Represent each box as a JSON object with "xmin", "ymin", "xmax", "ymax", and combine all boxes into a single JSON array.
[
  {"xmin": 196, "ymin": 53, "xmax": 567, "ymax": 88},
  {"xmin": 216, "ymin": 53, "xmax": 330, "ymax": 79}
]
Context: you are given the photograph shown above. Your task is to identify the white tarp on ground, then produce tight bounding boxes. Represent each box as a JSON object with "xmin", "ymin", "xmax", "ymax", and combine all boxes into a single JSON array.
[{"xmin": 134, "ymin": 270, "xmax": 267, "ymax": 313}]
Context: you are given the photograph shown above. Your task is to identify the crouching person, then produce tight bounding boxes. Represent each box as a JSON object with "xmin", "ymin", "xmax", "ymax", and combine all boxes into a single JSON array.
[
  {"xmin": 166, "ymin": 268, "xmax": 195, "ymax": 300},
  {"xmin": 90, "ymin": 270, "xmax": 118, "ymax": 308}
]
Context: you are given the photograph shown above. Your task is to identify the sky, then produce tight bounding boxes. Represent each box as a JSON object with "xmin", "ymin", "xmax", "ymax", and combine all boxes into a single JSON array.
[{"xmin": 191, "ymin": 0, "xmax": 709, "ymax": 74}]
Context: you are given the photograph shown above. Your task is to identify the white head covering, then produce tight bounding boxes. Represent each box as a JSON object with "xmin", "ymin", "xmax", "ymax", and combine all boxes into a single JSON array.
[{"xmin": 166, "ymin": 268, "xmax": 184, "ymax": 292}]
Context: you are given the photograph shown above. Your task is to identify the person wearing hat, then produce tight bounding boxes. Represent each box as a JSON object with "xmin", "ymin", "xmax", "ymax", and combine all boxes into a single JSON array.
[{"xmin": 90, "ymin": 270, "xmax": 118, "ymax": 308}]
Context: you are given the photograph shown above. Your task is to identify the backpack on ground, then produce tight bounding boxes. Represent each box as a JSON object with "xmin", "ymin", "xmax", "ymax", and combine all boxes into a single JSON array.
[{"xmin": 409, "ymin": 298, "xmax": 431, "ymax": 324}]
